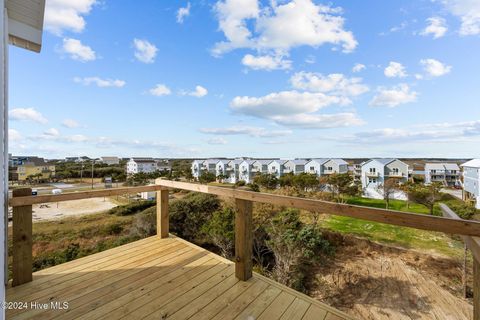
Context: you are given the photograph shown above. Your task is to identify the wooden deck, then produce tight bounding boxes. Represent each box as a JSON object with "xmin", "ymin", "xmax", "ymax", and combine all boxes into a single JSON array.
[{"xmin": 6, "ymin": 236, "xmax": 353, "ymax": 320}]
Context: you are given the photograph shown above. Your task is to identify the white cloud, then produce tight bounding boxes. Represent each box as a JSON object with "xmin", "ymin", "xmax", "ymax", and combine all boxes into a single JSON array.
[
  {"xmin": 149, "ymin": 84, "xmax": 172, "ymax": 96},
  {"xmin": 207, "ymin": 137, "xmax": 228, "ymax": 145},
  {"xmin": 8, "ymin": 129, "xmax": 22, "ymax": 142},
  {"xmin": 212, "ymin": 0, "xmax": 357, "ymax": 57},
  {"xmin": 74, "ymin": 77, "xmax": 126, "ymax": 88},
  {"xmin": 272, "ymin": 113, "xmax": 364, "ymax": 129},
  {"xmin": 177, "ymin": 3, "xmax": 191, "ymax": 23},
  {"xmin": 183, "ymin": 85, "xmax": 208, "ymax": 97},
  {"xmin": 420, "ymin": 58, "xmax": 452, "ymax": 77},
  {"xmin": 384, "ymin": 61, "xmax": 407, "ymax": 78},
  {"xmin": 230, "ymin": 90, "xmax": 363, "ymax": 129},
  {"xmin": 45, "ymin": 0, "xmax": 97, "ymax": 35},
  {"xmin": 441, "ymin": 0, "xmax": 480, "ymax": 36},
  {"xmin": 369, "ymin": 84, "xmax": 418, "ymax": 108},
  {"xmin": 62, "ymin": 119, "xmax": 80, "ymax": 128},
  {"xmin": 290, "ymin": 72, "xmax": 369, "ymax": 97},
  {"xmin": 231, "ymin": 90, "xmax": 345, "ymax": 118},
  {"xmin": 62, "ymin": 38, "xmax": 96, "ymax": 62},
  {"xmin": 133, "ymin": 39, "xmax": 158, "ymax": 64},
  {"xmin": 343, "ymin": 120, "xmax": 480, "ymax": 145},
  {"xmin": 421, "ymin": 17, "xmax": 448, "ymax": 39},
  {"xmin": 241, "ymin": 54, "xmax": 292, "ymax": 71},
  {"xmin": 352, "ymin": 63, "xmax": 366, "ymax": 73},
  {"xmin": 200, "ymin": 126, "xmax": 292, "ymax": 137},
  {"xmin": 44, "ymin": 128, "xmax": 60, "ymax": 137},
  {"xmin": 9, "ymin": 108, "xmax": 48, "ymax": 124}
]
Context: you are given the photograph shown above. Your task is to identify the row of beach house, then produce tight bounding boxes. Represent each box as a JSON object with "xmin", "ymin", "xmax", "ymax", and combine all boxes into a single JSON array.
[
  {"xmin": 191, "ymin": 158, "xmax": 410, "ymax": 189},
  {"xmin": 192, "ymin": 158, "xmax": 480, "ymax": 209}
]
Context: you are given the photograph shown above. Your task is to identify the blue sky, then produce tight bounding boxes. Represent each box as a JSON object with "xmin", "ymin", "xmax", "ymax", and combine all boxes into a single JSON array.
[{"xmin": 8, "ymin": 0, "xmax": 480, "ymax": 159}]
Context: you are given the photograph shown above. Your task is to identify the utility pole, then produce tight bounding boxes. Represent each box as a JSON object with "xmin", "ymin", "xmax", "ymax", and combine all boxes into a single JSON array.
[{"xmin": 91, "ymin": 159, "xmax": 95, "ymax": 189}]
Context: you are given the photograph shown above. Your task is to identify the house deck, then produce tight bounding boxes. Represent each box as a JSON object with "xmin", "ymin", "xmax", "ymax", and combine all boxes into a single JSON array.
[{"xmin": 6, "ymin": 236, "xmax": 352, "ymax": 320}]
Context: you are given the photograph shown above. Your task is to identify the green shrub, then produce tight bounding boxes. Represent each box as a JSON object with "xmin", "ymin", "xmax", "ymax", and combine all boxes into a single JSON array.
[
  {"xmin": 107, "ymin": 200, "xmax": 156, "ymax": 216},
  {"xmin": 201, "ymin": 207, "xmax": 235, "ymax": 258},
  {"xmin": 235, "ymin": 180, "xmax": 246, "ymax": 187},
  {"xmin": 104, "ymin": 223, "xmax": 124, "ymax": 235},
  {"xmin": 130, "ymin": 207, "xmax": 157, "ymax": 237},
  {"xmin": 170, "ymin": 193, "xmax": 221, "ymax": 241}
]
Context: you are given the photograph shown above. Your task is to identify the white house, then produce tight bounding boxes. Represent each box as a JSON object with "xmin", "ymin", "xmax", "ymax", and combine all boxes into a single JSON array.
[
  {"xmin": 252, "ymin": 160, "xmax": 273, "ymax": 175},
  {"xmin": 304, "ymin": 158, "xmax": 348, "ymax": 176},
  {"xmin": 461, "ymin": 159, "xmax": 480, "ymax": 209},
  {"xmin": 322, "ymin": 159, "xmax": 349, "ymax": 175},
  {"xmin": 127, "ymin": 158, "xmax": 158, "ymax": 175},
  {"xmin": 304, "ymin": 158, "xmax": 329, "ymax": 175},
  {"xmin": 284, "ymin": 159, "xmax": 308, "ymax": 175},
  {"xmin": 225, "ymin": 159, "xmax": 244, "ymax": 183},
  {"xmin": 268, "ymin": 160, "xmax": 288, "ymax": 178},
  {"xmin": 100, "ymin": 156, "xmax": 120, "ymax": 165},
  {"xmin": 215, "ymin": 160, "xmax": 231, "ymax": 180},
  {"xmin": 424, "ymin": 163, "xmax": 460, "ymax": 187},
  {"xmin": 361, "ymin": 159, "xmax": 409, "ymax": 195},
  {"xmin": 191, "ymin": 160, "xmax": 205, "ymax": 180},
  {"xmin": 2, "ymin": 0, "xmax": 46, "ymax": 313},
  {"xmin": 238, "ymin": 160, "xmax": 256, "ymax": 183},
  {"xmin": 156, "ymin": 160, "xmax": 171, "ymax": 172}
]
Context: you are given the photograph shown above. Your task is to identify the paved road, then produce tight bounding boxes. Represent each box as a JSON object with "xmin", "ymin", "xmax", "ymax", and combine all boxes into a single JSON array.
[{"xmin": 441, "ymin": 188, "xmax": 463, "ymax": 200}]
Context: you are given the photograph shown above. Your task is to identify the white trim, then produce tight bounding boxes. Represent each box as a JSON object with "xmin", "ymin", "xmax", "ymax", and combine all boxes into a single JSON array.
[{"xmin": 1, "ymin": 1, "xmax": 7, "ymax": 318}]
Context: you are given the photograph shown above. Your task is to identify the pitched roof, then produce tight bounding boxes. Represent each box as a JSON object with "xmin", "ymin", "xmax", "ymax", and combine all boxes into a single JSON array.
[
  {"xmin": 461, "ymin": 159, "xmax": 480, "ymax": 168},
  {"xmin": 228, "ymin": 159, "xmax": 244, "ymax": 165},
  {"xmin": 253, "ymin": 159, "xmax": 273, "ymax": 165},
  {"xmin": 306, "ymin": 158, "xmax": 329, "ymax": 165},
  {"xmin": 330, "ymin": 158, "xmax": 348, "ymax": 165},
  {"xmin": 288, "ymin": 159, "xmax": 308, "ymax": 165},
  {"xmin": 204, "ymin": 159, "xmax": 221, "ymax": 165},
  {"xmin": 425, "ymin": 163, "xmax": 460, "ymax": 171},
  {"xmin": 270, "ymin": 159, "xmax": 288, "ymax": 165}
]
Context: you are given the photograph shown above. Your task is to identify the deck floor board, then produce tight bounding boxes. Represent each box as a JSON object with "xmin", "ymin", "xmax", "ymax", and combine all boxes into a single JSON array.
[{"xmin": 6, "ymin": 236, "xmax": 353, "ymax": 320}]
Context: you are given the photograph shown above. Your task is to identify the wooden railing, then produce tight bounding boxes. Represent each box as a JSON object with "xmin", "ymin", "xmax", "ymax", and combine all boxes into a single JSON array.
[{"xmin": 8, "ymin": 180, "xmax": 480, "ymax": 319}]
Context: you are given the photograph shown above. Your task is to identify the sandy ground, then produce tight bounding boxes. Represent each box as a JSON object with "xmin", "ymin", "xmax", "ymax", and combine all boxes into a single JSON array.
[
  {"xmin": 313, "ymin": 234, "xmax": 472, "ymax": 320},
  {"xmin": 30, "ymin": 198, "xmax": 118, "ymax": 222}
]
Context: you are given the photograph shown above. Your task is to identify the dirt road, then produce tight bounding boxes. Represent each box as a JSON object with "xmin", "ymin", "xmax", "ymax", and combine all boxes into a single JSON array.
[{"xmin": 30, "ymin": 197, "xmax": 117, "ymax": 222}]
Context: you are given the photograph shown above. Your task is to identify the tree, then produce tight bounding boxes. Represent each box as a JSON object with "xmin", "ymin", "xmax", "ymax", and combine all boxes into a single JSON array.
[
  {"xmin": 266, "ymin": 209, "xmax": 332, "ymax": 290},
  {"xmin": 253, "ymin": 173, "xmax": 278, "ymax": 189},
  {"xmin": 409, "ymin": 183, "xmax": 442, "ymax": 215},
  {"xmin": 293, "ymin": 173, "xmax": 319, "ymax": 192},
  {"xmin": 400, "ymin": 181, "xmax": 416, "ymax": 209},
  {"xmin": 201, "ymin": 207, "xmax": 235, "ymax": 258},
  {"xmin": 279, "ymin": 173, "xmax": 295, "ymax": 187},
  {"xmin": 198, "ymin": 171, "xmax": 216, "ymax": 184},
  {"xmin": 216, "ymin": 173, "xmax": 229, "ymax": 183},
  {"xmin": 380, "ymin": 178, "xmax": 400, "ymax": 209},
  {"xmin": 327, "ymin": 173, "xmax": 360, "ymax": 201}
]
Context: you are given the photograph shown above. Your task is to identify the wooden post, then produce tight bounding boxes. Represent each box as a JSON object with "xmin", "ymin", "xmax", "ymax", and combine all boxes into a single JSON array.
[
  {"xmin": 156, "ymin": 187, "xmax": 169, "ymax": 238},
  {"xmin": 12, "ymin": 188, "xmax": 33, "ymax": 286},
  {"xmin": 474, "ymin": 258, "xmax": 480, "ymax": 320},
  {"xmin": 235, "ymin": 198, "xmax": 252, "ymax": 281}
]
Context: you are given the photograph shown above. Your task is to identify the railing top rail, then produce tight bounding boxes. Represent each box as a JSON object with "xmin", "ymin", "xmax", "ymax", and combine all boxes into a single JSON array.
[
  {"xmin": 8, "ymin": 185, "xmax": 160, "ymax": 207},
  {"xmin": 8, "ymin": 180, "xmax": 480, "ymax": 238}
]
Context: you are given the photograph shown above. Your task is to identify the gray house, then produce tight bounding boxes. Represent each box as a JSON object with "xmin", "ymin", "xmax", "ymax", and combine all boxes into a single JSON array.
[
  {"xmin": 361, "ymin": 158, "xmax": 409, "ymax": 192},
  {"xmin": 268, "ymin": 160, "xmax": 288, "ymax": 178},
  {"xmin": 461, "ymin": 159, "xmax": 480, "ymax": 209},
  {"xmin": 284, "ymin": 160, "xmax": 308, "ymax": 175},
  {"xmin": 424, "ymin": 163, "xmax": 460, "ymax": 187}
]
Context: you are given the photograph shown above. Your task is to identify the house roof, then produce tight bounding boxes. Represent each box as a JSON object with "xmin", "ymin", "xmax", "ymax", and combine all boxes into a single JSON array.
[
  {"xmin": 425, "ymin": 163, "xmax": 459, "ymax": 171},
  {"xmin": 461, "ymin": 159, "xmax": 480, "ymax": 168},
  {"xmin": 101, "ymin": 156, "xmax": 119, "ymax": 161},
  {"xmin": 131, "ymin": 158, "xmax": 156, "ymax": 163},
  {"xmin": 270, "ymin": 159, "xmax": 288, "ymax": 165},
  {"xmin": 241, "ymin": 160, "xmax": 256, "ymax": 165},
  {"xmin": 306, "ymin": 158, "xmax": 329, "ymax": 165},
  {"xmin": 288, "ymin": 159, "xmax": 308, "ymax": 165},
  {"xmin": 204, "ymin": 159, "xmax": 221, "ymax": 165},
  {"xmin": 330, "ymin": 158, "xmax": 348, "ymax": 165},
  {"xmin": 228, "ymin": 159, "xmax": 244, "ymax": 165},
  {"xmin": 7, "ymin": 0, "xmax": 46, "ymax": 53},
  {"xmin": 253, "ymin": 159, "xmax": 273, "ymax": 165}
]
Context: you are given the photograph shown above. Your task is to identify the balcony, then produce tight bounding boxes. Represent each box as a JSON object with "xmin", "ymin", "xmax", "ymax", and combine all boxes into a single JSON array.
[
  {"xmin": 6, "ymin": 181, "xmax": 480, "ymax": 320},
  {"xmin": 386, "ymin": 172, "xmax": 404, "ymax": 178},
  {"xmin": 365, "ymin": 172, "xmax": 379, "ymax": 177}
]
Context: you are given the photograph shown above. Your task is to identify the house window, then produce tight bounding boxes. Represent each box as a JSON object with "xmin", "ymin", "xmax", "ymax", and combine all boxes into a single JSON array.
[
  {"xmin": 369, "ymin": 168, "xmax": 376, "ymax": 173},
  {"xmin": 310, "ymin": 166, "xmax": 315, "ymax": 171},
  {"xmin": 392, "ymin": 168, "xmax": 399, "ymax": 174},
  {"xmin": 327, "ymin": 166, "xmax": 333, "ymax": 171},
  {"xmin": 368, "ymin": 178, "xmax": 377, "ymax": 183}
]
